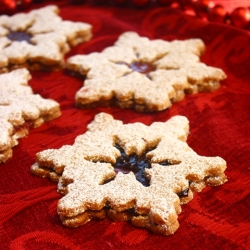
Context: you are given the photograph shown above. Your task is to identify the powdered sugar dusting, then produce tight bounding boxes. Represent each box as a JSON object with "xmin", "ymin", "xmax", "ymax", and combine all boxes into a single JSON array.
[
  {"xmin": 31, "ymin": 113, "xmax": 227, "ymax": 235},
  {"xmin": 0, "ymin": 69, "xmax": 61, "ymax": 163}
]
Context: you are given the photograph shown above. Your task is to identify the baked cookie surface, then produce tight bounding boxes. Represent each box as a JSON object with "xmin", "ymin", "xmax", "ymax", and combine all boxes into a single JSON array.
[
  {"xmin": 31, "ymin": 112, "xmax": 227, "ymax": 235},
  {"xmin": 67, "ymin": 32, "xmax": 226, "ymax": 112},
  {"xmin": 0, "ymin": 5, "xmax": 92, "ymax": 73},
  {"xmin": 0, "ymin": 68, "xmax": 61, "ymax": 163}
]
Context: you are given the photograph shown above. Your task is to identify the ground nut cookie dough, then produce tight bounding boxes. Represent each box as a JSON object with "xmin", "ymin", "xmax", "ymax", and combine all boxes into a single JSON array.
[
  {"xmin": 66, "ymin": 32, "xmax": 226, "ymax": 112},
  {"xmin": 31, "ymin": 113, "xmax": 227, "ymax": 235},
  {"xmin": 0, "ymin": 69, "xmax": 61, "ymax": 163},
  {"xmin": 0, "ymin": 5, "xmax": 92, "ymax": 73}
]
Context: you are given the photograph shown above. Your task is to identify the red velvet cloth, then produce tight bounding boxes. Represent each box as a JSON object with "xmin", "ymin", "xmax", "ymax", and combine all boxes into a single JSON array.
[{"xmin": 1, "ymin": 1, "xmax": 250, "ymax": 249}]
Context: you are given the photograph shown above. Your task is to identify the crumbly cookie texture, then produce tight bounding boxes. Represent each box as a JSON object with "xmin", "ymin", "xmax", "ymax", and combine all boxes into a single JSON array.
[
  {"xmin": 31, "ymin": 112, "xmax": 227, "ymax": 235},
  {"xmin": 0, "ymin": 68, "xmax": 61, "ymax": 163},
  {"xmin": 0, "ymin": 5, "xmax": 92, "ymax": 73},
  {"xmin": 66, "ymin": 32, "xmax": 226, "ymax": 112}
]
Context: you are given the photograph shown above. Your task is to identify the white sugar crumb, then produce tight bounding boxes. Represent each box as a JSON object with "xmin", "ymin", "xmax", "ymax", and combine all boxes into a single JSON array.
[
  {"xmin": 0, "ymin": 69, "xmax": 61, "ymax": 163},
  {"xmin": 66, "ymin": 31, "xmax": 226, "ymax": 112},
  {"xmin": 32, "ymin": 112, "xmax": 227, "ymax": 235}
]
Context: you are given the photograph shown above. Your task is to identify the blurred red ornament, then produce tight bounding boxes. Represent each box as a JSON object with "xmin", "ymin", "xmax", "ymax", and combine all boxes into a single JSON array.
[
  {"xmin": 158, "ymin": 0, "xmax": 174, "ymax": 6},
  {"xmin": 177, "ymin": 0, "xmax": 194, "ymax": 10},
  {"xmin": 71, "ymin": 0, "xmax": 87, "ymax": 4},
  {"xmin": 230, "ymin": 7, "xmax": 250, "ymax": 29},
  {"xmin": 193, "ymin": 0, "xmax": 214, "ymax": 18},
  {"xmin": 207, "ymin": 4, "xmax": 227, "ymax": 23},
  {"xmin": 0, "ymin": 0, "xmax": 16, "ymax": 14},
  {"xmin": 16, "ymin": 0, "xmax": 32, "ymax": 9},
  {"xmin": 94, "ymin": 0, "xmax": 108, "ymax": 4},
  {"xmin": 131, "ymin": 0, "xmax": 150, "ymax": 8},
  {"xmin": 114, "ymin": 0, "xmax": 127, "ymax": 5}
]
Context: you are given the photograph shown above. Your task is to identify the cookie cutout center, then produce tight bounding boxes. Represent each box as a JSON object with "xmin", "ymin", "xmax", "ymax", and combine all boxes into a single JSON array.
[
  {"xmin": 113, "ymin": 144, "xmax": 189, "ymax": 197},
  {"xmin": 129, "ymin": 62, "xmax": 156, "ymax": 74},
  {"xmin": 114, "ymin": 144, "xmax": 176, "ymax": 187},
  {"xmin": 7, "ymin": 31, "xmax": 32, "ymax": 43},
  {"xmin": 117, "ymin": 61, "xmax": 156, "ymax": 75},
  {"xmin": 114, "ymin": 144, "xmax": 152, "ymax": 186}
]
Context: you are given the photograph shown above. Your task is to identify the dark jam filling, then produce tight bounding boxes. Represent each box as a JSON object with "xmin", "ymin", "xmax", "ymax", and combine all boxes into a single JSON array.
[
  {"xmin": 129, "ymin": 62, "xmax": 156, "ymax": 74},
  {"xmin": 7, "ymin": 31, "xmax": 32, "ymax": 43},
  {"xmin": 113, "ymin": 144, "xmax": 189, "ymax": 198},
  {"xmin": 114, "ymin": 144, "xmax": 152, "ymax": 187},
  {"xmin": 13, "ymin": 120, "xmax": 34, "ymax": 134},
  {"xmin": 116, "ymin": 61, "xmax": 156, "ymax": 75},
  {"xmin": 177, "ymin": 188, "xmax": 189, "ymax": 198},
  {"xmin": 64, "ymin": 69, "xmax": 86, "ymax": 81}
]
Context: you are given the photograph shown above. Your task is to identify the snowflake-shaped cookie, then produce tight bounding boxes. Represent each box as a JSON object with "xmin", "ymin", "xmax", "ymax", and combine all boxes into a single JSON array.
[
  {"xmin": 66, "ymin": 32, "xmax": 226, "ymax": 112},
  {"xmin": 0, "ymin": 5, "xmax": 92, "ymax": 73},
  {"xmin": 31, "ymin": 113, "xmax": 227, "ymax": 235},
  {"xmin": 0, "ymin": 68, "xmax": 61, "ymax": 163}
]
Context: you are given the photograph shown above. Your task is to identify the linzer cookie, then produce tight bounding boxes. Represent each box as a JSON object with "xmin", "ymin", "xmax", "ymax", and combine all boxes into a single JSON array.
[
  {"xmin": 66, "ymin": 32, "xmax": 226, "ymax": 112},
  {"xmin": 0, "ymin": 68, "xmax": 61, "ymax": 163},
  {"xmin": 0, "ymin": 5, "xmax": 92, "ymax": 73},
  {"xmin": 31, "ymin": 113, "xmax": 227, "ymax": 235}
]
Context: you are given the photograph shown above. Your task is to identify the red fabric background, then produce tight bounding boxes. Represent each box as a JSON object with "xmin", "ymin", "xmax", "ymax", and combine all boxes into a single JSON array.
[{"xmin": 1, "ymin": 1, "xmax": 250, "ymax": 249}]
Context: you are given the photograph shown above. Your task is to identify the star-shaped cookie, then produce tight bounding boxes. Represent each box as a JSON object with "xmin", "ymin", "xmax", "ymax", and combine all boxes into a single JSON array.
[
  {"xmin": 0, "ymin": 68, "xmax": 61, "ymax": 163},
  {"xmin": 31, "ymin": 113, "xmax": 227, "ymax": 235},
  {"xmin": 66, "ymin": 32, "xmax": 226, "ymax": 112},
  {"xmin": 0, "ymin": 5, "xmax": 92, "ymax": 73}
]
